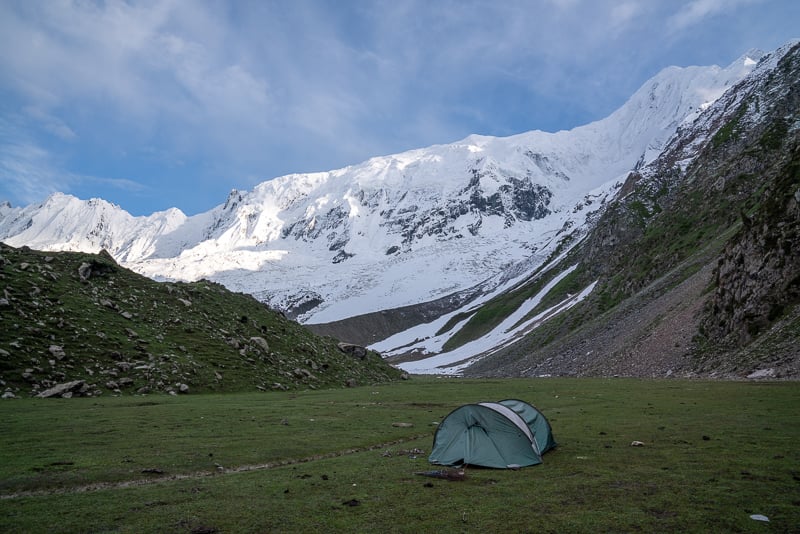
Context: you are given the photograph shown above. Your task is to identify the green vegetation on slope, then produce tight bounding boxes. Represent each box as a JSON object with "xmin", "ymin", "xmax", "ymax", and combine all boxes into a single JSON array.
[
  {"xmin": 0, "ymin": 378, "xmax": 798, "ymax": 532},
  {"xmin": 0, "ymin": 243, "xmax": 402, "ymax": 397},
  {"xmin": 440, "ymin": 268, "xmax": 561, "ymax": 352}
]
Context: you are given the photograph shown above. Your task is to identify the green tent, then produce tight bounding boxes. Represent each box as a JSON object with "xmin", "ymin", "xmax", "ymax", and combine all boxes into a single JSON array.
[{"xmin": 428, "ymin": 399, "xmax": 556, "ymax": 469}]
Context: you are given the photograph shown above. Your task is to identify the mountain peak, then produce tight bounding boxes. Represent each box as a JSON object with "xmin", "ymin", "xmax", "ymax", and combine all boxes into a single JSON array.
[
  {"xmin": 0, "ymin": 41, "xmax": 794, "ymax": 329},
  {"xmin": 735, "ymin": 48, "xmax": 765, "ymax": 67}
]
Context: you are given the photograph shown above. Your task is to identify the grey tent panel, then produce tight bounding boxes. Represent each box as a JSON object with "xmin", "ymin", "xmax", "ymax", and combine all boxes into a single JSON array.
[{"xmin": 498, "ymin": 398, "xmax": 557, "ymax": 454}]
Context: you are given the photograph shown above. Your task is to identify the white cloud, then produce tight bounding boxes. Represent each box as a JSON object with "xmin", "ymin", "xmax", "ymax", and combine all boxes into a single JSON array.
[
  {"xmin": 0, "ymin": 0, "xmax": 795, "ymax": 215},
  {"xmin": 0, "ymin": 140, "xmax": 69, "ymax": 205},
  {"xmin": 0, "ymin": 0, "xmax": 272, "ymax": 152},
  {"xmin": 667, "ymin": 0, "xmax": 762, "ymax": 33},
  {"xmin": 610, "ymin": 2, "xmax": 642, "ymax": 28}
]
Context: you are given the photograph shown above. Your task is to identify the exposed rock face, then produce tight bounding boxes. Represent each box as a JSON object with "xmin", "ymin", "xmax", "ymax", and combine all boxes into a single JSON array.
[
  {"xmin": 702, "ymin": 147, "xmax": 800, "ymax": 345},
  {"xmin": 280, "ymin": 170, "xmax": 554, "ymax": 259}
]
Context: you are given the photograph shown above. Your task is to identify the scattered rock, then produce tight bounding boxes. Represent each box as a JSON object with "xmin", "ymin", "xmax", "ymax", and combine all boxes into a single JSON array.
[
  {"xmin": 179, "ymin": 383, "xmax": 189, "ymax": 394},
  {"xmin": 392, "ymin": 422, "xmax": 414, "ymax": 428},
  {"xmin": 37, "ymin": 380, "xmax": 86, "ymax": 398},
  {"xmin": 48, "ymin": 345, "xmax": 66, "ymax": 360},
  {"xmin": 77, "ymin": 262, "xmax": 92, "ymax": 281},
  {"xmin": 746, "ymin": 368, "xmax": 775, "ymax": 379},
  {"xmin": 338, "ymin": 342, "xmax": 368, "ymax": 360},
  {"xmin": 249, "ymin": 336, "xmax": 270, "ymax": 353},
  {"xmin": 345, "ymin": 378, "xmax": 357, "ymax": 388},
  {"xmin": 630, "ymin": 440, "xmax": 645, "ymax": 447},
  {"xmin": 292, "ymin": 368, "xmax": 314, "ymax": 379}
]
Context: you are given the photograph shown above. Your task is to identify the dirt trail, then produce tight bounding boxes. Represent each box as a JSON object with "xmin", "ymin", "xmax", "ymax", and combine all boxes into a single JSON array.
[{"xmin": 0, "ymin": 433, "xmax": 430, "ymax": 500}]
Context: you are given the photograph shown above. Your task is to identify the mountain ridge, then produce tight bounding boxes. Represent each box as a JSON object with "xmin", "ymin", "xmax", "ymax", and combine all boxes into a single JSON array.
[
  {"xmin": 2, "ymin": 41, "xmax": 798, "ymax": 379},
  {"xmin": 0, "ymin": 48, "xmax": 764, "ymax": 323},
  {"xmin": 457, "ymin": 39, "xmax": 800, "ymax": 379}
]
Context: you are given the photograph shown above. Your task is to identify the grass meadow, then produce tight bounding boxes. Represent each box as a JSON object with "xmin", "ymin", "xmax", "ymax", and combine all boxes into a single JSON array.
[{"xmin": 1, "ymin": 377, "xmax": 798, "ymax": 533}]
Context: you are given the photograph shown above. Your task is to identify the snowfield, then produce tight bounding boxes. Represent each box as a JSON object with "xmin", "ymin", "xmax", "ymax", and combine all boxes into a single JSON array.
[{"xmin": 0, "ymin": 46, "xmax": 779, "ymax": 374}]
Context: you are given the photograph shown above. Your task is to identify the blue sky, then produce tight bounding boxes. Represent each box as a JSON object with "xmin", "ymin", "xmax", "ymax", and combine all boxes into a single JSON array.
[{"xmin": 0, "ymin": 0, "xmax": 797, "ymax": 216}]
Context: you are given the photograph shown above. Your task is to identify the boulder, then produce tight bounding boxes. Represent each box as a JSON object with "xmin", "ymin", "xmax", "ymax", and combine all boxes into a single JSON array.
[
  {"xmin": 337, "ymin": 342, "xmax": 368, "ymax": 360},
  {"xmin": 77, "ymin": 262, "xmax": 92, "ymax": 281},
  {"xmin": 37, "ymin": 380, "xmax": 86, "ymax": 398},
  {"xmin": 48, "ymin": 345, "xmax": 66, "ymax": 360},
  {"xmin": 249, "ymin": 336, "xmax": 270, "ymax": 353}
]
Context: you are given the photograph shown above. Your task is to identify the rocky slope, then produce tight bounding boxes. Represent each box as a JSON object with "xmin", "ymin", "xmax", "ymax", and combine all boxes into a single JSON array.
[
  {"xmin": 461, "ymin": 41, "xmax": 800, "ymax": 379},
  {"xmin": 0, "ymin": 243, "xmax": 403, "ymax": 398}
]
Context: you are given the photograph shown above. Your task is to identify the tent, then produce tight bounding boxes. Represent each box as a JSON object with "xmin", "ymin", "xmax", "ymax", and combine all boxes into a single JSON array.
[{"xmin": 428, "ymin": 399, "xmax": 556, "ymax": 469}]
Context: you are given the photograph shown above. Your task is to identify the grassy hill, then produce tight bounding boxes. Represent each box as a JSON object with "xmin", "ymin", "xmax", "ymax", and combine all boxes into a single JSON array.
[{"xmin": 0, "ymin": 243, "xmax": 403, "ymax": 398}]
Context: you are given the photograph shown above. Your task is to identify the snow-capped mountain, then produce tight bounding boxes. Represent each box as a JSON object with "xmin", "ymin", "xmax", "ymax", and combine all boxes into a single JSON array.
[{"xmin": 0, "ymin": 46, "xmax": 770, "ymax": 340}]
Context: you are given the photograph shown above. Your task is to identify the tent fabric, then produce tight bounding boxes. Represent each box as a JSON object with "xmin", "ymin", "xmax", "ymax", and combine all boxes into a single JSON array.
[
  {"xmin": 428, "ymin": 399, "xmax": 556, "ymax": 469},
  {"xmin": 478, "ymin": 402, "xmax": 537, "ymax": 451},
  {"xmin": 496, "ymin": 398, "xmax": 557, "ymax": 456}
]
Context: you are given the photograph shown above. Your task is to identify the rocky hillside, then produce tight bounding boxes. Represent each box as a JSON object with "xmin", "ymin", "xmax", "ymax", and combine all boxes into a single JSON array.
[
  {"xmin": 462, "ymin": 41, "xmax": 800, "ymax": 379},
  {"xmin": 0, "ymin": 243, "xmax": 403, "ymax": 398}
]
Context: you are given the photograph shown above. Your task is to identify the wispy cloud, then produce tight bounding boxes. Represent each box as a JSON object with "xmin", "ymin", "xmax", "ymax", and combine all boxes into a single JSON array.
[
  {"xmin": 0, "ymin": 0, "xmax": 796, "ymax": 215},
  {"xmin": 22, "ymin": 107, "xmax": 76, "ymax": 141},
  {"xmin": 0, "ymin": 113, "xmax": 145, "ymax": 207},
  {"xmin": 0, "ymin": 140, "xmax": 69, "ymax": 205},
  {"xmin": 667, "ymin": 0, "xmax": 762, "ymax": 33}
]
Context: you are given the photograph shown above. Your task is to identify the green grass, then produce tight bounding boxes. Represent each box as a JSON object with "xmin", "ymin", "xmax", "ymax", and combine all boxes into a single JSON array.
[
  {"xmin": 711, "ymin": 104, "xmax": 746, "ymax": 148},
  {"xmin": 440, "ymin": 268, "xmax": 565, "ymax": 352},
  {"xmin": 1, "ymin": 378, "xmax": 798, "ymax": 532}
]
